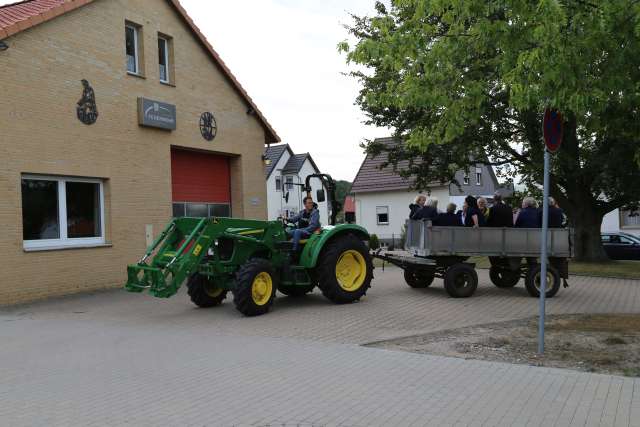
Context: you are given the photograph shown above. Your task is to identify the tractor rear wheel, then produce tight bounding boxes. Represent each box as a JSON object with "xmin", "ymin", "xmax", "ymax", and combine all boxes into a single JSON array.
[
  {"xmin": 232, "ymin": 258, "xmax": 277, "ymax": 316},
  {"xmin": 404, "ymin": 269, "xmax": 435, "ymax": 288},
  {"xmin": 278, "ymin": 285, "xmax": 315, "ymax": 297},
  {"xmin": 316, "ymin": 234, "xmax": 373, "ymax": 304},
  {"xmin": 489, "ymin": 266, "xmax": 521, "ymax": 288},
  {"xmin": 187, "ymin": 273, "xmax": 228, "ymax": 308}
]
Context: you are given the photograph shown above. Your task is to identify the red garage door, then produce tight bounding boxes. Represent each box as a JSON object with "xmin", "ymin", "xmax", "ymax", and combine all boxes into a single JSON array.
[{"xmin": 171, "ymin": 148, "xmax": 231, "ymax": 217}]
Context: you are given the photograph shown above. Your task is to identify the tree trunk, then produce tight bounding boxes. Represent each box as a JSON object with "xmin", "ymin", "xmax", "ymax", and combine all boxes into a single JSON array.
[{"xmin": 571, "ymin": 211, "xmax": 608, "ymax": 262}]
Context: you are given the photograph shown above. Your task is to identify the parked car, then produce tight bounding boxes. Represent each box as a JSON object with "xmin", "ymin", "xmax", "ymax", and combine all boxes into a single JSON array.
[{"xmin": 601, "ymin": 232, "xmax": 640, "ymax": 260}]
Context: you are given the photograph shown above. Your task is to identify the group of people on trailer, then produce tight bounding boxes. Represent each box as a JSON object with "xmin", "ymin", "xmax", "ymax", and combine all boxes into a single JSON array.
[{"xmin": 409, "ymin": 193, "xmax": 567, "ymax": 229}]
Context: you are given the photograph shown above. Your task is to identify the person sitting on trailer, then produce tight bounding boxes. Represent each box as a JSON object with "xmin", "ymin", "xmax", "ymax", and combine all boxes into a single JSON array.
[
  {"xmin": 477, "ymin": 197, "xmax": 490, "ymax": 221},
  {"xmin": 486, "ymin": 192, "xmax": 514, "ymax": 227},
  {"xmin": 287, "ymin": 196, "xmax": 321, "ymax": 252},
  {"xmin": 434, "ymin": 203, "xmax": 461, "ymax": 226},
  {"xmin": 546, "ymin": 197, "xmax": 565, "ymax": 228},
  {"xmin": 413, "ymin": 197, "xmax": 439, "ymax": 221},
  {"xmin": 409, "ymin": 194, "xmax": 427, "ymax": 219},
  {"xmin": 461, "ymin": 196, "xmax": 485, "ymax": 227},
  {"xmin": 515, "ymin": 196, "xmax": 542, "ymax": 228}
]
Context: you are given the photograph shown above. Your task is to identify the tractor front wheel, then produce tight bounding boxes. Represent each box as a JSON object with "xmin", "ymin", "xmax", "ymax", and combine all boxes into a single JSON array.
[
  {"xmin": 317, "ymin": 234, "xmax": 373, "ymax": 304},
  {"xmin": 232, "ymin": 258, "xmax": 277, "ymax": 316},
  {"xmin": 187, "ymin": 273, "xmax": 228, "ymax": 308}
]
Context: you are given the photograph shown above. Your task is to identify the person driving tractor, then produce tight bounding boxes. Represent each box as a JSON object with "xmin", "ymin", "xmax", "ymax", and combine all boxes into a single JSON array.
[{"xmin": 288, "ymin": 196, "xmax": 320, "ymax": 252}]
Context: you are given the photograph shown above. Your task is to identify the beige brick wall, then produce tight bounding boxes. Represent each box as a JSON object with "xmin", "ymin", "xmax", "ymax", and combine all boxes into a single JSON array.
[{"xmin": 0, "ymin": 0, "xmax": 270, "ymax": 305}]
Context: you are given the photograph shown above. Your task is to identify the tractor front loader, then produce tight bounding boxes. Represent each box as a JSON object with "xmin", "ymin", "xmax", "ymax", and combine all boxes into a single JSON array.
[{"xmin": 125, "ymin": 174, "xmax": 374, "ymax": 316}]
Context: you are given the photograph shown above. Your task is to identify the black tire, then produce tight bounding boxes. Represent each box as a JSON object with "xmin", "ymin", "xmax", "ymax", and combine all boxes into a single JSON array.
[
  {"xmin": 404, "ymin": 269, "xmax": 435, "ymax": 288},
  {"xmin": 187, "ymin": 273, "xmax": 228, "ymax": 308},
  {"xmin": 443, "ymin": 263, "xmax": 478, "ymax": 298},
  {"xmin": 316, "ymin": 234, "xmax": 373, "ymax": 304},
  {"xmin": 278, "ymin": 284, "xmax": 315, "ymax": 297},
  {"xmin": 525, "ymin": 264, "xmax": 561, "ymax": 298},
  {"xmin": 489, "ymin": 266, "xmax": 521, "ymax": 288},
  {"xmin": 232, "ymin": 258, "xmax": 277, "ymax": 316}
]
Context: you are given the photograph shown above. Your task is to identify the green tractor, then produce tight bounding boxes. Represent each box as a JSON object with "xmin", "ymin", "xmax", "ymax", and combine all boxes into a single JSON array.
[{"xmin": 125, "ymin": 174, "xmax": 373, "ymax": 316}]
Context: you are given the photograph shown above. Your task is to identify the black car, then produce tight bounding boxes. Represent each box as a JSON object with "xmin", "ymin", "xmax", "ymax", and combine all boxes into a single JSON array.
[{"xmin": 601, "ymin": 232, "xmax": 640, "ymax": 260}]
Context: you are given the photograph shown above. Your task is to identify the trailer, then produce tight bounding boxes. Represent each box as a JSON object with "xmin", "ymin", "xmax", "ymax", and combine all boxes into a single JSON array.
[{"xmin": 374, "ymin": 220, "xmax": 573, "ymax": 298}]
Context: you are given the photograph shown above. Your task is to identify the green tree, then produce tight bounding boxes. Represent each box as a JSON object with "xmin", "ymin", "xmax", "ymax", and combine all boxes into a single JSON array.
[
  {"xmin": 334, "ymin": 180, "xmax": 352, "ymax": 223},
  {"xmin": 340, "ymin": 0, "xmax": 640, "ymax": 261}
]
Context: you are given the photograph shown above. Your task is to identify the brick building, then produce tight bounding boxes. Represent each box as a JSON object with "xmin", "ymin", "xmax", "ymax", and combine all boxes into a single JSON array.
[{"xmin": 0, "ymin": 0, "xmax": 279, "ymax": 304}]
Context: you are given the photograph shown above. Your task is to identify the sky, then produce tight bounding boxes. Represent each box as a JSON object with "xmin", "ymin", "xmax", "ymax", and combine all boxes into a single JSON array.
[
  {"xmin": 0, "ymin": 0, "xmax": 388, "ymax": 181},
  {"xmin": 177, "ymin": 0, "xmax": 388, "ymax": 181}
]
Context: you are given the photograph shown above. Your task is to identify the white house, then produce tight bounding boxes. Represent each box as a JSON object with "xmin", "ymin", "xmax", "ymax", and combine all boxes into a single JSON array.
[
  {"xmin": 264, "ymin": 144, "xmax": 329, "ymax": 224},
  {"xmin": 602, "ymin": 208, "xmax": 640, "ymax": 237},
  {"xmin": 350, "ymin": 137, "xmax": 511, "ymax": 245}
]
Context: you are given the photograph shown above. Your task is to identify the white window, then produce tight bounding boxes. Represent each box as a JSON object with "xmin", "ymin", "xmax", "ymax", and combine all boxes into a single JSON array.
[
  {"xmin": 21, "ymin": 175, "xmax": 106, "ymax": 250},
  {"xmin": 463, "ymin": 173, "xmax": 470, "ymax": 185},
  {"xmin": 172, "ymin": 202, "xmax": 231, "ymax": 218},
  {"xmin": 475, "ymin": 167, "xmax": 482, "ymax": 186},
  {"xmin": 376, "ymin": 206, "xmax": 389, "ymax": 225},
  {"xmin": 621, "ymin": 209, "xmax": 640, "ymax": 228},
  {"xmin": 275, "ymin": 176, "xmax": 282, "ymax": 192},
  {"xmin": 285, "ymin": 176, "xmax": 294, "ymax": 191},
  {"xmin": 158, "ymin": 36, "xmax": 170, "ymax": 83},
  {"xmin": 126, "ymin": 24, "xmax": 139, "ymax": 74}
]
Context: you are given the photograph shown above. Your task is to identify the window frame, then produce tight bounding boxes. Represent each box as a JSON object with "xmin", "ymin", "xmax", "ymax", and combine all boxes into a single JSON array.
[
  {"xmin": 158, "ymin": 35, "xmax": 170, "ymax": 83},
  {"xmin": 172, "ymin": 201, "xmax": 232, "ymax": 218},
  {"xmin": 22, "ymin": 175, "xmax": 106, "ymax": 251},
  {"xmin": 463, "ymin": 173, "xmax": 470, "ymax": 186},
  {"xmin": 376, "ymin": 206, "xmax": 390, "ymax": 225},
  {"xmin": 125, "ymin": 24, "xmax": 140, "ymax": 75},
  {"xmin": 285, "ymin": 176, "xmax": 294, "ymax": 191},
  {"xmin": 475, "ymin": 167, "xmax": 482, "ymax": 186},
  {"xmin": 275, "ymin": 176, "xmax": 282, "ymax": 192}
]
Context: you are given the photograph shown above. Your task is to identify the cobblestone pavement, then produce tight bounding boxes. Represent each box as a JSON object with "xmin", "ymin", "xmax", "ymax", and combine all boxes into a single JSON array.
[{"xmin": 1, "ymin": 268, "xmax": 639, "ymax": 426}]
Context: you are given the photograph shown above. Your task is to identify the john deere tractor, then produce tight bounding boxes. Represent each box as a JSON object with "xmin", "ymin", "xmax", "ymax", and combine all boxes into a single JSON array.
[{"xmin": 125, "ymin": 174, "xmax": 373, "ymax": 316}]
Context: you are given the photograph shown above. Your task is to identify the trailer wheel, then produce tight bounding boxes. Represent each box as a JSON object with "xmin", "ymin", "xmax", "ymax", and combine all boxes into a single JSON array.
[
  {"xmin": 232, "ymin": 258, "xmax": 277, "ymax": 316},
  {"xmin": 443, "ymin": 264, "xmax": 478, "ymax": 298},
  {"xmin": 489, "ymin": 267, "xmax": 521, "ymax": 288},
  {"xmin": 525, "ymin": 264, "xmax": 561, "ymax": 298},
  {"xmin": 187, "ymin": 273, "xmax": 228, "ymax": 308},
  {"xmin": 404, "ymin": 269, "xmax": 435, "ymax": 288},
  {"xmin": 317, "ymin": 234, "xmax": 373, "ymax": 304},
  {"xmin": 278, "ymin": 284, "xmax": 315, "ymax": 297}
]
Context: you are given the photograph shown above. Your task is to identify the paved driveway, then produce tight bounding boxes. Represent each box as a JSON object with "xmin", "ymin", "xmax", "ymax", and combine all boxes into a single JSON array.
[{"xmin": 1, "ymin": 268, "xmax": 639, "ymax": 426}]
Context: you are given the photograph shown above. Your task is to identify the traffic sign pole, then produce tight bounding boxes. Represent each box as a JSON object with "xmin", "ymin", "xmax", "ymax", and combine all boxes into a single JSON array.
[{"xmin": 538, "ymin": 149, "xmax": 550, "ymax": 354}]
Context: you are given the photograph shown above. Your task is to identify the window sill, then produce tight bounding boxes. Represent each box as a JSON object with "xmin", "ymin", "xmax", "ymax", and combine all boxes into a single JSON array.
[
  {"xmin": 160, "ymin": 80, "xmax": 175, "ymax": 87},
  {"xmin": 24, "ymin": 243, "xmax": 113, "ymax": 253},
  {"xmin": 127, "ymin": 71, "xmax": 146, "ymax": 79}
]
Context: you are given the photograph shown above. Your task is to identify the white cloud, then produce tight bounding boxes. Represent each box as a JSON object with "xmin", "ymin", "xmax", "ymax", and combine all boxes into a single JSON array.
[{"xmin": 0, "ymin": 0, "xmax": 388, "ymax": 180}]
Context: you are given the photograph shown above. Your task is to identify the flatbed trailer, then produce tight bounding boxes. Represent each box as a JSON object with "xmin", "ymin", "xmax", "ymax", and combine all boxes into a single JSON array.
[{"xmin": 373, "ymin": 220, "xmax": 573, "ymax": 298}]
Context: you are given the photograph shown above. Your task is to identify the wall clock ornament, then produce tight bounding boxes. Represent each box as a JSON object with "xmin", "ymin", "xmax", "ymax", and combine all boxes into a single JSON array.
[{"xmin": 199, "ymin": 111, "xmax": 217, "ymax": 141}]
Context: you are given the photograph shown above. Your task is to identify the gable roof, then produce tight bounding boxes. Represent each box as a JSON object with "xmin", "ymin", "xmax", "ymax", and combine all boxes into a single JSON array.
[
  {"xmin": 264, "ymin": 143, "xmax": 293, "ymax": 178},
  {"xmin": 350, "ymin": 137, "xmax": 415, "ymax": 193},
  {"xmin": 0, "ymin": 0, "xmax": 280, "ymax": 143}
]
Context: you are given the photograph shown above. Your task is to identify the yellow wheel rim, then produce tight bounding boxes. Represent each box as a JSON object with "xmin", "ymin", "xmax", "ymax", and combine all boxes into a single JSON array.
[
  {"xmin": 205, "ymin": 283, "xmax": 224, "ymax": 298},
  {"xmin": 251, "ymin": 272, "xmax": 273, "ymax": 306},
  {"xmin": 335, "ymin": 250, "xmax": 367, "ymax": 292}
]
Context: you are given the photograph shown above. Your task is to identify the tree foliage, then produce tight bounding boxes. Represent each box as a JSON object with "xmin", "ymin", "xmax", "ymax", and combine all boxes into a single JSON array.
[{"xmin": 340, "ymin": 0, "xmax": 640, "ymax": 260}]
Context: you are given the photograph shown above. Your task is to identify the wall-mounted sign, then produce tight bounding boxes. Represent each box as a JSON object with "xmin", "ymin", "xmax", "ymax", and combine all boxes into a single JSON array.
[
  {"xmin": 137, "ymin": 97, "xmax": 176, "ymax": 130},
  {"xmin": 77, "ymin": 79, "xmax": 98, "ymax": 125},
  {"xmin": 199, "ymin": 112, "xmax": 217, "ymax": 141}
]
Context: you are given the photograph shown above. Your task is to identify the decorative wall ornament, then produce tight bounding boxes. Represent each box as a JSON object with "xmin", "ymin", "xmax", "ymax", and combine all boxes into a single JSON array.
[
  {"xmin": 199, "ymin": 112, "xmax": 217, "ymax": 141},
  {"xmin": 76, "ymin": 79, "xmax": 98, "ymax": 125}
]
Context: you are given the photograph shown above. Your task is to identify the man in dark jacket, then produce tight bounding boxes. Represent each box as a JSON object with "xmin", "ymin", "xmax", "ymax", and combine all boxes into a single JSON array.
[
  {"xmin": 434, "ymin": 203, "xmax": 461, "ymax": 226},
  {"xmin": 547, "ymin": 197, "xmax": 565, "ymax": 228},
  {"xmin": 288, "ymin": 196, "xmax": 321, "ymax": 251},
  {"xmin": 486, "ymin": 193, "xmax": 514, "ymax": 227},
  {"xmin": 515, "ymin": 197, "xmax": 542, "ymax": 228},
  {"xmin": 412, "ymin": 197, "xmax": 439, "ymax": 222}
]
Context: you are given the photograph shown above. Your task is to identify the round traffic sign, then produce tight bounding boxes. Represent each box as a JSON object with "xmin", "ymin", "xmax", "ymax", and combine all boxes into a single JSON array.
[{"xmin": 543, "ymin": 109, "xmax": 563, "ymax": 153}]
